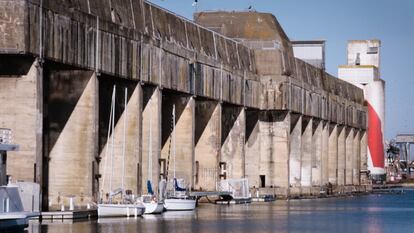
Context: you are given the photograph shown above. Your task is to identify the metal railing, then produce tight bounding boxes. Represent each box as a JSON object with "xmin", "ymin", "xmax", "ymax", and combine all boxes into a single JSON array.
[{"xmin": 0, "ymin": 128, "xmax": 12, "ymax": 144}]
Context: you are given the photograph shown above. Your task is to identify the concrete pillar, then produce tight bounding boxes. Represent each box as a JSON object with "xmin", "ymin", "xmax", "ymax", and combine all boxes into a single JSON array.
[
  {"xmin": 0, "ymin": 61, "xmax": 41, "ymax": 184},
  {"xmin": 221, "ymin": 105, "xmax": 245, "ymax": 180},
  {"xmin": 311, "ymin": 119, "xmax": 323, "ymax": 186},
  {"xmin": 99, "ymin": 83, "xmax": 141, "ymax": 201},
  {"xmin": 245, "ymin": 110, "xmax": 260, "ymax": 188},
  {"xmin": 272, "ymin": 111, "xmax": 290, "ymax": 192},
  {"xmin": 194, "ymin": 100, "xmax": 221, "ymax": 191},
  {"xmin": 337, "ymin": 126, "xmax": 346, "ymax": 186},
  {"xmin": 301, "ymin": 117, "xmax": 312, "ymax": 188},
  {"xmin": 258, "ymin": 112, "xmax": 273, "ymax": 187},
  {"xmin": 360, "ymin": 131, "xmax": 369, "ymax": 184},
  {"xmin": 47, "ymin": 70, "xmax": 97, "ymax": 209},
  {"xmin": 353, "ymin": 130, "xmax": 361, "ymax": 185},
  {"xmin": 141, "ymin": 87, "xmax": 162, "ymax": 195},
  {"xmin": 161, "ymin": 94, "xmax": 195, "ymax": 188},
  {"xmin": 328, "ymin": 124, "xmax": 338, "ymax": 184},
  {"xmin": 345, "ymin": 127, "xmax": 354, "ymax": 185},
  {"xmin": 321, "ymin": 122, "xmax": 329, "ymax": 185},
  {"xmin": 289, "ymin": 114, "xmax": 302, "ymax": 188}
]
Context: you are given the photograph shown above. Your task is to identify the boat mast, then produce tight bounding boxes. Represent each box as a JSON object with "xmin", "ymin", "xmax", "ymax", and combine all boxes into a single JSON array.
[
  {"xmin": 121, "ymin": 87, "xmax": 127, "ymax": 200},
  {"xmin": 101, "ymin": 85, "xmax": 115, "ymax": 202},
  {"xmin": 109, "ymin": 85, "xmax": 116, "ymax": 203},
  {"xmin": 173, "ymin": 104, "xmax": 176, "ymax": 179},
  {"xmin": 172, "ymin": 104, "xmax": 176, "ymax": 196},
  {"xmin": 148, "ymin": 99, "xmax": 153, "ymax": 186}
]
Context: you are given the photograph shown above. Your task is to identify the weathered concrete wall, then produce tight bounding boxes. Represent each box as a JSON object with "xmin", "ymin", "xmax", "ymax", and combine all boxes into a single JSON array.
[
  {"xmin": 301, "ymin": 117, "xmax": 312, "ymax": 187},
  {"xmin": 141, "ymin": 87, "xmax": 161, "ymax": 195},
  {"xmin": 194, "ymin": 100, "xmax": 221, "ymax": 190},
  {"xmin": 98, "ymin": 82, "xmax": 140, "ymax": 203},
  {"xmin": 353, "ymin": 130, "xmax": 361, "ymax": 185},
  {"xmin": 328, "ymin": 124, "xmax": 338, "ymax": 184},
  {"xmin": 337, "ymin": 126, "xmax": 346, "ymax": 186},
  {"xmin": 245, "ymin": 110, "xmax": 260, "ymax": 188},
  {"xmin": 289, "ymin": 114, "xmax": 302, "ymax": 188},
  {"xmin": 345, "ymin": 128, "xmax": 354, "ymax": 185},
  {"xmin": 321, "ymin": 122, "xmax": 329, "ymax": 185},
  {"xmin": 272, "ymin": 111, "xmax": 290, "ymax": 196},
  {"xmin": 0, "ymin": 62, "xmax": 40, "ymax": 183},
  {"xmin": 221, "ymin": 106, "xmax": 245, "ymax": 180},
  {"xmin": 161, "ymin": 94, "xmax": 194, "ymax": 188},
  {"xmin": 311, "ymin": 120, "xmax": 323, "ymax": 186},
  {"xmin": 47, "ymin": 70, "xmax": 96, "ymax": 209},
  {"xmin": 360, "ymin": 131, "xmax": 369, "ymax": 184}
]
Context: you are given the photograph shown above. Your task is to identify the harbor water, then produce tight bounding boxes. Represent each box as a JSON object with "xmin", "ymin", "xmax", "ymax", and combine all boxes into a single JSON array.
[{"xmin": 25, "ymin": 189, "xmax": 414, "ymax": 233}]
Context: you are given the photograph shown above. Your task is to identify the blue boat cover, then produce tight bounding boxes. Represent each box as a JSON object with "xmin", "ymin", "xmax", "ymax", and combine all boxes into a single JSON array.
[
  {"xmin": 147, "ymin": 180, "xmax": 154, "ymax": 195},
  {"xmin": 174, "ymin": 178, "xmax": 186, "ymax": 191}
]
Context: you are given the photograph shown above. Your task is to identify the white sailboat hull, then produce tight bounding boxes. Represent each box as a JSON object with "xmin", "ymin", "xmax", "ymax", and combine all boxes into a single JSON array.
[
  {"xmin": 164, "ymin": 199, "xmax": 196, "ymax": 211},
  {"xmin": 143, "ymin": 202, "xmax": 164, "ymax": 214},
  {"xmin": 98, "ymin": 204, "xmax": 145, "ymax": 217}
]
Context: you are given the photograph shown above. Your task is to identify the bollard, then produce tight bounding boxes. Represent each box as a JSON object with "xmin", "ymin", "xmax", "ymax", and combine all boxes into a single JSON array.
[
  {"xmin": 69, "ymin": 197, "xmax": 74, "ymax": 211},
  {"xmin": 61, "ymin": 204, "xmax": 65, "ymax": 211}
]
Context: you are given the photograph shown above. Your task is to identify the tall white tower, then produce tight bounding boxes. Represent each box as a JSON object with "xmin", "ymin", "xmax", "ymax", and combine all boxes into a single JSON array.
[{"xmin": 338, "ymin": 40, "xmax": 386, "ymax": 181}]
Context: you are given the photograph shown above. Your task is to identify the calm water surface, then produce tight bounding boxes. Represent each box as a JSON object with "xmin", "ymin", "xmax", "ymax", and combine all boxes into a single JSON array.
[{"xmin": 25, "ymin": 189, "xmax": 414, "ymax": 233}]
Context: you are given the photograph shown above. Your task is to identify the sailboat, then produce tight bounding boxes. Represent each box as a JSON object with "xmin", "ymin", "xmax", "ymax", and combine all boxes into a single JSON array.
[
  {"xmin": 141, "ymin": 98, "xmax": 164, "ymax": 214},
  {"xmin": 98, "ymin": 86, "xmax": 145, "ymax": 217},
  {"xmin": 163, "ymin": 104, "xmax": 196, "ymax": 211}
]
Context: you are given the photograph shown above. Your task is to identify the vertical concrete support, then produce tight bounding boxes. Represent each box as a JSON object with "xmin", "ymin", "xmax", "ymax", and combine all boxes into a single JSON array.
[
  {"xmin": 141, "ymin": 87, "xmax": 161, "ymax": 195},
  {"xmin": 161, "ymin": 95, "xmax": 195, "ymax": 188},
  {"xmin": 99, "ymin": 84, "xmax": 141, "ymax": 200},
  {"xmin": 345, "ymin": 128, "xmax": 354, "ymax": 185},
  {"xmin": 272, "ymin": 112, "xmax": 290, "ymax": 192},
  {"xmin": 194, "ymin": 100, "xmax": 221, "ymax": 190},
  {"xmin": 258, "ymin": 112, "xmax": 272, "ymax": 187},
  {"xmin": 353, "ymin": 130, "xmax": 361, "ymax": 185},
  {"xmin": 221, "ymin": 105, "xmax": 245, "ymax": 180},
  {"xmin": 337, "ymin": 126, "xmax": 346, "ymax": 186},
  {"xmin": 301, "ymin": 117, "xmax": 312, "ymax": 187},
  {"xmin": 0, "ymin": 61, "xmax": 41, "ymax": 184},
  {"xmin": 360, "ymin": 131, "xmax": 369, "ymax": 184},
  {"xmin": 47, "ymin": 70, "xmax": 97, "ymax": 209},
  {"xmin": 321, "ymin": 122, "xmax": 329, "ymax": 185},
  {"xmin": 311, "ymin": 120, "xmax": 323, "ymax": 186},
  {"xmin": 289, "ymin": 114, "xmax": 302, "ymax": 187},
  {"xmin": 245, "ymin": 110, "xmax": 260, "ymax": 188},
  {"xmin": 328, "ymin": 124, "xmax": 338, "ymax": 184}
]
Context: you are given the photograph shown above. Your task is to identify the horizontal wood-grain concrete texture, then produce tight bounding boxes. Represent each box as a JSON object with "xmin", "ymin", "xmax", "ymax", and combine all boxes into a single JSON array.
[{"xmin": 194, "ymin": 100, "xmax": 221, "ymax": 190}]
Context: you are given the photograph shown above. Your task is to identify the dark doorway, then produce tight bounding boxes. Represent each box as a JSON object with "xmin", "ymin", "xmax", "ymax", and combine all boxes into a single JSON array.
[{"xmin": 260, "ymin": 175, "xmax": 266, "ymax": 188}]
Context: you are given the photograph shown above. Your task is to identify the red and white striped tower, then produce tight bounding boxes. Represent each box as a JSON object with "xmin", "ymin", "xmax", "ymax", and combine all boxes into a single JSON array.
[{"xmin": 339, "ymin": 40, "xmax": 386, "ymax": 181}]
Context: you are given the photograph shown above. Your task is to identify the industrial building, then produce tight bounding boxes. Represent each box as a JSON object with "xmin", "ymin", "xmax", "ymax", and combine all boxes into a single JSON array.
[{"xmin": 0, "ymin": 0, "xmax": 369, "ymax": 211}]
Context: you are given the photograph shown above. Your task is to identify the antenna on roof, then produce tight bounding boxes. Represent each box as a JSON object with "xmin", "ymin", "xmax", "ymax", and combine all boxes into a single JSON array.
[{"xmin": 192, "ymin": 0, "xmax": 199, "ymax": 13}]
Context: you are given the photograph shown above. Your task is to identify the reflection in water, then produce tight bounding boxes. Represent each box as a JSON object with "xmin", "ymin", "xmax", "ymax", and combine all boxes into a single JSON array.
[{"xmin": 24, "ymin": 189, "xmax": 414, "ymax": 233}]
